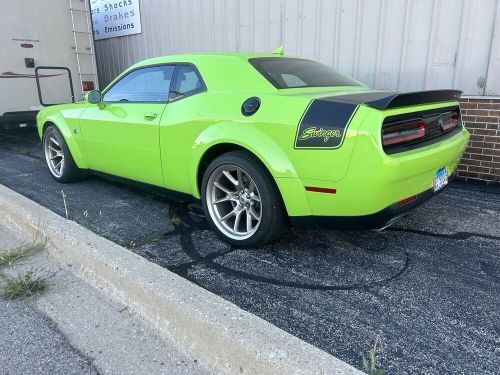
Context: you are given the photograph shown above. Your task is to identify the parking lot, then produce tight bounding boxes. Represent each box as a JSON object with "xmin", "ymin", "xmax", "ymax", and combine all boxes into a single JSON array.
[{"xmin": 1, "ymin": 127, "xmax": 499, "ymax": 374}]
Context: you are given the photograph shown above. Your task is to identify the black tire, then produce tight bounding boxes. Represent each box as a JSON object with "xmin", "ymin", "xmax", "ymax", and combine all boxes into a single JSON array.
[
  {"xmin": 42, "ymin": 125, "xmax": 84, "ymax": 183},
  {"xmin": 201, "ymin": 150, "xmax": 288, "ymax": 247}
]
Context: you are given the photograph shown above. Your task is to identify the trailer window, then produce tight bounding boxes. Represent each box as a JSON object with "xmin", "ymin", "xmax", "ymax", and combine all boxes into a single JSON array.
[
  {"xmin": 103, "ymin": 65, "xmax": 174, "ymax": 103},
  {"xmin": 35, "ymin": 67, "xmax": 75, "ymax": 106}
]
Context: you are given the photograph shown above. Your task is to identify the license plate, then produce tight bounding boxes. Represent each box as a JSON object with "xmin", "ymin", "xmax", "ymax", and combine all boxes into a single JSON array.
[{"xmin": 433, "ymin": 168, "xmax": 448, "ymax": 192}]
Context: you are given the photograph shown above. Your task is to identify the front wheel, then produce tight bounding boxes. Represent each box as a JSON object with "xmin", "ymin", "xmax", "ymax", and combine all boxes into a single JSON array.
[
  {"xmin": 43, "ymin": 125, "xmax": 83, "ymax": 183},
  {"xmin": 201, "ymin": 151, "xmax": 288, "ymax": 247}
]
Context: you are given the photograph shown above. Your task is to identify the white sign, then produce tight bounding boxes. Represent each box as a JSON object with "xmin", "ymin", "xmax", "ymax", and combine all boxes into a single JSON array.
[{"xmin": 90, "ymin": 0, "xmax": 142, "ymax": 40}]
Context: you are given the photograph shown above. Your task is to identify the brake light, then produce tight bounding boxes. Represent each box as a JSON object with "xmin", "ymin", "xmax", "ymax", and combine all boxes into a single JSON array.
[
  {"xmin": 82, "ymin": 81, "xmax": 94, "ymax": 91},
  {"xmin": 441, "ymin": 111, "xmax": 459, "ymax": 131},
  {"xmin": 382, "ymin": 120, "xmax": 426, "ymax": 147}
]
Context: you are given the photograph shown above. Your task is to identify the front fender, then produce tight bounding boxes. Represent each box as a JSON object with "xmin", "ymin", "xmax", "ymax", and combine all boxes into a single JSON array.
[{"xmin": 37, "ymin": 109, "xmax": 89, "ymax": 169}]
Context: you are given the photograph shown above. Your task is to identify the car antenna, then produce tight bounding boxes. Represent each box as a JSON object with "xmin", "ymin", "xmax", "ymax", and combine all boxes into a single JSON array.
[{"xmin": 272, "ymin": 45, "xmax": 284, "ymax": 55}]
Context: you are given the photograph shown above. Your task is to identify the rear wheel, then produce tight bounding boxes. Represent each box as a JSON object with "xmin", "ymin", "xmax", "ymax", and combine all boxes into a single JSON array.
[
  {"xmin": 43, "ymin": 125, "xmax": 83, "ymax": 182},
  {"xmin": 201, "ymin": 151, "xmax": 288, "ymax": 247}
]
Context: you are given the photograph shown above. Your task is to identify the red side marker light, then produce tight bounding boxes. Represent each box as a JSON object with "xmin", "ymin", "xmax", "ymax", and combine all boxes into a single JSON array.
[
  {"xmin": 20, "ymin": 43, "xmax": 33, "ymax": 48},
  {"xmin": 397, "ymin": 195, "xmax": 417, "ymax": 206},
  {"xmin": 305, "ymin": 186, "xmax": 337, "ymax": 194}
]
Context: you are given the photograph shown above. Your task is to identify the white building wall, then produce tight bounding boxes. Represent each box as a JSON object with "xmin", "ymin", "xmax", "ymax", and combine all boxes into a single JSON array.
[{"xmin": 95, "ymin": 0, "xmax": 500, "ymax": 96}]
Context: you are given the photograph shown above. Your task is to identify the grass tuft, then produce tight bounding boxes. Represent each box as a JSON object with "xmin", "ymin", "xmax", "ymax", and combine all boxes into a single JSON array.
[
  {"xmin": 362, "ymin": 335, "xmax": 384, "ymax": 375},
  {"xmin": 0, "ymin": 269, "xmax": 48, "ymax": 299},
  {"xmin": 0, "ymin": 240, "xmax": 46, "ymax": 267},
  {"xmin": 167, "ymin": 216, "xmax": 182, "ymax": 226}
]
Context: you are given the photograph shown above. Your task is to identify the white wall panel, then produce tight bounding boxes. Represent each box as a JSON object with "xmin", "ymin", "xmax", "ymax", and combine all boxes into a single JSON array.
[
  {"xmin": 373, "ymin": 0, "xmax": 408, "ymax": 91},
  {"xmin": 267, "ymin": 0, "xmax": 283, "ymax": 51},
  {"xmin": 316, "ymin": 0, "xmax": 337, "ymax": 66},
  {"xmin": 336, "ymin": 0, "xmax": 360, "ymax": 78},
  {"xmin": 424, "ymin": 0, "xmax": 462, "ymax": 90},
  {"xmin": 282, "ymin": 0, "xmax": 300, "ymax": 55},
  {"xmin": 298, "ymin": 0, "xmax": 319, "ymax": 60},
  {"xmin": 453, "ymin": 0, "xmax": 498, "ymax": 95},
  {"xmin": 485, "ymin": 1, "xmax": 500, "ymax": 95},
  {"xmin": 354, "ymin": 0, "xmax": 383, "ymax": 87},
  {"xmin": 398, "ymin": 0, "xmax": 434, "ymax": 91},
  {"xmin": 95, "ymin": 0, "xmax": 500, "ymax": 96}
]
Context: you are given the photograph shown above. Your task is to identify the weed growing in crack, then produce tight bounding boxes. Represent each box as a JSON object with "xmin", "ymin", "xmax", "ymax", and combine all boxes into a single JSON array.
[
  {"xmin": 167, "ymin": 216, "xmax": 182, "ymax": 226},
  {"xmin": 0, "ymin": 237, "xmax": 49, "ymax": 300},
  {"xmin": 0, "ymin": 239, "xmax": 46, "ymax": 267},
  {"xmin": 362, "ymin": 335, "xmax": 384, "ymax": 375},
  {"xmin": 61, "ymin": 190, "xmax": 69, "ymax": 219},
  {"xmin": 0, "ymin": 268, "xmax": 48, "ymax": 299}
]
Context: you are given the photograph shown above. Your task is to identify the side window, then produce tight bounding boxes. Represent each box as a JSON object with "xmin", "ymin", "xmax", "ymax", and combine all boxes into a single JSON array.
[
  {"xmin": 103, "ymin": 65, "xmax": 174, "ymax": 103},
  {"xmin": 169, "ymin": 65, "xmax": 205, "ymax": 101}
]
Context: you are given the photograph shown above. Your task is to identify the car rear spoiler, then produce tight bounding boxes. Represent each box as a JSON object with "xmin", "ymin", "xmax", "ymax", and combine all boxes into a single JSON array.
[{"xmin": 321, "ymin": 90, "xmax": 462, "ymax": 110}]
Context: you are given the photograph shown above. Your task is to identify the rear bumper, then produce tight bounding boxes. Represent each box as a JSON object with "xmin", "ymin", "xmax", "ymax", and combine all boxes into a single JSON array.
[
  {"xmin": 276, "ymin": 124, "xmax": 469, "ymax": 221},
  {"xmin": 289, "ymin": 185, "xmax": 441, "ymax": 230}
]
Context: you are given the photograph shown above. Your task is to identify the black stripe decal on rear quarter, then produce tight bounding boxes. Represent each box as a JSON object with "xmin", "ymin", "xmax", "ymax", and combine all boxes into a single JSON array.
[{"xmin": 294, "ymin": 100, "xmax": 358, "ymax": 149}]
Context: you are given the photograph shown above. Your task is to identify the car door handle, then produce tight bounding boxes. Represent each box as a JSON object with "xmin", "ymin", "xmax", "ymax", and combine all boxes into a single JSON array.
[{"xmin": 144, "ymin": 112, "xmax": 158, "ymax": 120}]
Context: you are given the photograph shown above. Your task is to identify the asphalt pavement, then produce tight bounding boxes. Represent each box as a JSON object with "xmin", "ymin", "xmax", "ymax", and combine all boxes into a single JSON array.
[
  {"xmin": 0, "ymin": 299, "xmax": 101, "ymax": 375},
  {"xmin": 0, "ymin": 127, "xmax": 499, "ymax": 374}
]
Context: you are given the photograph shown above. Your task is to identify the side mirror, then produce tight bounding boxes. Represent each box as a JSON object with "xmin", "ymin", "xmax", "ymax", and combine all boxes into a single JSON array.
[{"xmin": 86, "ymin": 90, "xmax": 102, "ymax": 104}]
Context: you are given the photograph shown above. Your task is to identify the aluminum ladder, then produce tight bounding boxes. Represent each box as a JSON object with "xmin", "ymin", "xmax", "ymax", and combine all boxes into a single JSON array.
[{"xmin": 69, "ymin": 0, "xmax": 99, "ymax": 100}]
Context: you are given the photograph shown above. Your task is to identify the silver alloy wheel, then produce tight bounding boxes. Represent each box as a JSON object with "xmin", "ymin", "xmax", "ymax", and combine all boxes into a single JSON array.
[
  {"xmin": 44, "ymin": 134, "xmax": 65, "ymax": 178},
  {"xmin": 206, "ymin": 164, "xmax": 262, "ymax": 240}
]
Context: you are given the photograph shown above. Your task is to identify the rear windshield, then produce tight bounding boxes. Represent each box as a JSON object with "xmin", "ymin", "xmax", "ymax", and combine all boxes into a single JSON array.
[{"xmin": 249, "ymin": 57, "xmax": 360, "ymax": 89}]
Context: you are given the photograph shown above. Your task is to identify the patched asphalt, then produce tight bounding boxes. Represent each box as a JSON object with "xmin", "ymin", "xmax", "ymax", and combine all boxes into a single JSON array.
[{"xmin": 1, "ymin": 127, "xmax": 499, "ymax": 374}]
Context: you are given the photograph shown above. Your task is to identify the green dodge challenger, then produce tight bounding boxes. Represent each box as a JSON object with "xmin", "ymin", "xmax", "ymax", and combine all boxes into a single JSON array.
[{"xmin": 37, "ymin": 51, "xmax": 470, "ymax": 247}]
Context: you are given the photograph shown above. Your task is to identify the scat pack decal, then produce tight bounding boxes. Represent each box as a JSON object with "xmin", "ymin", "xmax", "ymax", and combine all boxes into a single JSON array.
[{"xmin": 294, "ymin": 100, "xmax": 358, "ymax": 149}]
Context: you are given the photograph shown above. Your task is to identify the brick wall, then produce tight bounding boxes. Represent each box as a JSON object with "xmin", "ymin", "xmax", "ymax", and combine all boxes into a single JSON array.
[{"xmin": 457, "ymin": 98, "xmax": 500, "ymax": 185}]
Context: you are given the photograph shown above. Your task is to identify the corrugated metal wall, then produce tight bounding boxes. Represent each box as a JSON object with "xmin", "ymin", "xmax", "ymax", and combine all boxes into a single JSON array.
[{"xmin": 95, "ymin": 0, "xmax": 500, "ymax": 96}]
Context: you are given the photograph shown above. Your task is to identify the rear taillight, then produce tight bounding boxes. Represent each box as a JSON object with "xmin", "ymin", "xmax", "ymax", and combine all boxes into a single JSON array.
[
  {"xmin": 441, "ymin": 111, "xmax": 459, "ymax": 131},
  {"xmin": 381, "ymin": 106, "xmax": 461, "ymax": 154},
  {"xmin": 82, "ymin": 81, "xmax": 94, "ymax": 91},
  {"xmin": 382, "ymin": 120, "xmax": 426, "ymax": 147}
]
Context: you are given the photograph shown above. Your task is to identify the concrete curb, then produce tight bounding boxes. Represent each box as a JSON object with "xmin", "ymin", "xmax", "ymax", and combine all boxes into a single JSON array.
[{"xmin": 0, "ymin": 184, "xmax": 363, "ymax": 375}]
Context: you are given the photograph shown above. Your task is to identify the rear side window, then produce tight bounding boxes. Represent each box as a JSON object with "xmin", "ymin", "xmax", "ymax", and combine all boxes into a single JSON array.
[
  {"xmin": 103, "ymin": 65, "xmax": 174, "ymax": 102},
  {"xmin": 169, "ymin": 65, "xmax": 205, "ymax": 101},
  {"xmin": 249, "ymin": 57, "xmax": 360, "ymax": 89}
]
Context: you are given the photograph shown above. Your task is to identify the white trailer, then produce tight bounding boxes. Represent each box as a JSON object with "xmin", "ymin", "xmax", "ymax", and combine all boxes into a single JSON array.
[{"xmin": 0, "ymin": 0, "xmax": 98, "ymax": 128}]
